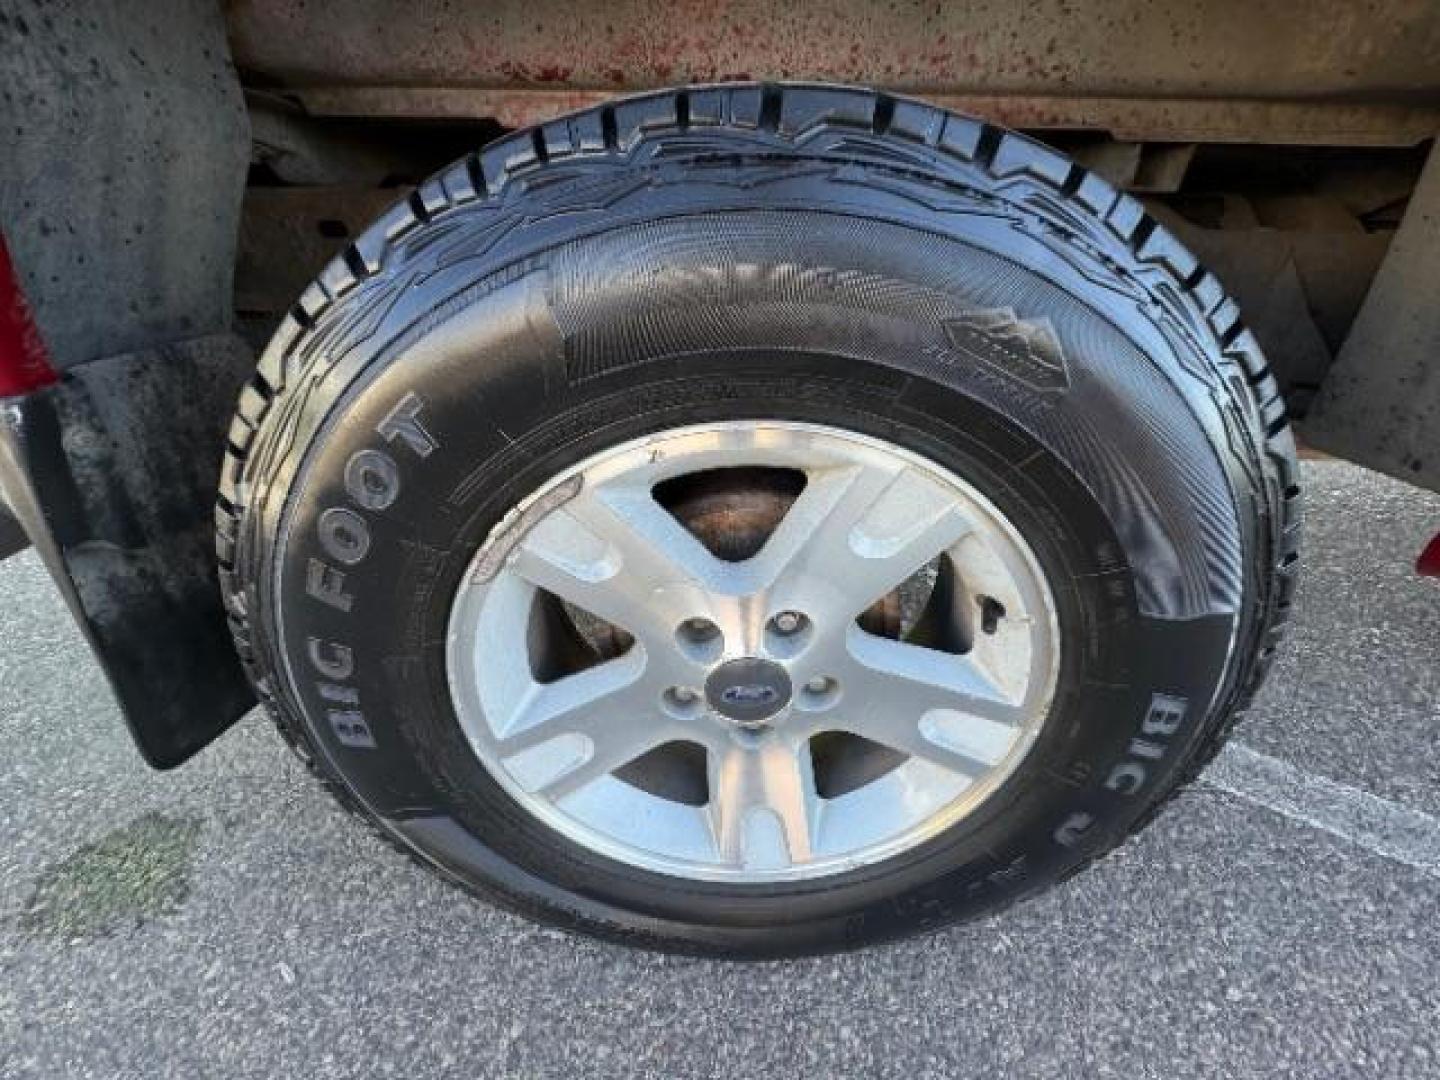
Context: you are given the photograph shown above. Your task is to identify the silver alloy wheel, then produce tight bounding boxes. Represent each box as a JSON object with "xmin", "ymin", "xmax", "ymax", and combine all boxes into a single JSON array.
[{"xmin": 446, "ymin": 422, "xmax": 1060, "ymax": 882}]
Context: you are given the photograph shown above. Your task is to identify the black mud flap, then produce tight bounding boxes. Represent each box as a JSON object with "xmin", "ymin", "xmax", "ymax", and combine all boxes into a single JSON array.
[{"xmin": 0, "ymin": 335, "xmax": 257, "ymax": 767}]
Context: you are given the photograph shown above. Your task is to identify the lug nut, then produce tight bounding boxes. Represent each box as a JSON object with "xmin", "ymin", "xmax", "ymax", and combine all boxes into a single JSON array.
[
  {"xmin": 798, "ymin": 676, "xmax": 838, "ymax": 710},
  {"xmin": 663, "ymin": 686, "xmax": 704, "ymax": 716},
  {"xmin": 773, "ymin": 611, "xmax": 804, "ymax": 634}
]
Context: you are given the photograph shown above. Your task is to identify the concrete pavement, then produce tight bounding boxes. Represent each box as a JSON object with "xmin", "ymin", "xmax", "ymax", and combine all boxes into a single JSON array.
[{"xmin": 2, "ymin": 459, "xmax": 1437, "ymax": 1079}]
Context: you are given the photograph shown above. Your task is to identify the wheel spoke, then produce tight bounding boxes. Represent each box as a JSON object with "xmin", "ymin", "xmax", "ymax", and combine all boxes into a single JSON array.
[
  {"xmin": 496, "ymin": 655, "xmax": 674, "ymax": 799},
  {"xmin": 507, "ymin": 481, "xmax": 724, "ymax": 643},
  {"xmin": 753, "ymin": 461, "xmax": 975, "ymax": 620},
  {"xmin": 837, "ymin": 631, "xmax": 1027, "ymax": 777},
  {"xmin": 446, "ymin": 421, "xmax": 1058, "ymax": 882},
  {"xmin": 708, "ymin": 736, "xmax": 821, "ymax": 869}
]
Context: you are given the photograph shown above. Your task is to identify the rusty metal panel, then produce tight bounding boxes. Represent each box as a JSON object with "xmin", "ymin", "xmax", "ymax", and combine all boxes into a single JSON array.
[
  {"xmin": 2, "ymin": 0, "xmax": 250, "ymax": 372},
  {"xmin": 235, "ymin": 187, "xmax": 398, "ymax": 314},
  {"xmin": 1304, "ymin": 144, "xmax": 1440, "ymax": 490},
  {"xmin": 227, "ymin": 0, "xmax": 1440, "ymax": 143},
  {"xmin": 281, "ymin": 88, "xmax": 1440, "ymax": 145}
]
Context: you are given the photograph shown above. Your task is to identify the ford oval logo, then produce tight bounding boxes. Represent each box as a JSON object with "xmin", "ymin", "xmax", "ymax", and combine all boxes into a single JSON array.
[
  {"xmin": 706, "ymin": 659, "xmax": 791, "ymax": 723},
  {"xmin": 721, "ymin": 684, "xmax": 778, "ymax": 706}
]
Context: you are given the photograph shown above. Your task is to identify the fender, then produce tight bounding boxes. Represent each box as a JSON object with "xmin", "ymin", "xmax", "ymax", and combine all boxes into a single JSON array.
[{"xmin": 0, "ymin": 0, "xmax": 254, "ymax": 767}]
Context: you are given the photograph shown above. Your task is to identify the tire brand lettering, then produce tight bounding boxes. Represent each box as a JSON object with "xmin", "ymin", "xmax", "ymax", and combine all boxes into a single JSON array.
[
  {"xmin": 318, "ymin": 507, "xmax": 371, "ymax": 565},
  {"xmin": 377, "ymin": 391, "xmax": 439, "ymax": 459},
  {"xmin": 307, "ymin": 636, "xmax": 374, "ymax": 748},
  {"xmin": 317, "ymin": 682, "xmax": 360, "ymax": 705},
  {"xmin": 306, "ymin": 558, "xmax": 354, "ymax": 613},
  {"xmin": 307, "ymin": 638, "xmax": 354, "ymax": 680},
  {"xmin": 1053, "ymin": 811, "xmax": 1096, "ymax": 848},
  {"xmin": 1056, "ymin": 693, "xmax": 1190, "ymax": 847},
  {"xmin": 302, "ymin": 392, "xmax": 439, "ymax": 752},
  {"xmin": 344, "ymin": 448, "xmax": 402, "ymax": 511},
  {"xmin": 326, "ymin": 710, "xmax": 377, "ymax": 749},
  {"xmin": 1102, "ymin": 693, "xmax": 1189, "ymax": 796},
  {"xmin": 1141, "ymin": 694, "xmax": 1187, "ymax": 738},
  {"xmin": 1103, "ymin": 760, "xmax": 1148, "ymax": 795}
]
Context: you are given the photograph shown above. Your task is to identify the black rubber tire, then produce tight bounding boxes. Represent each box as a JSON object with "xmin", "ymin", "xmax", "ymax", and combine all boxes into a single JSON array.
[{"xmin": 216, "ymin": 83, "xmax": 1300, "ymax": 958}]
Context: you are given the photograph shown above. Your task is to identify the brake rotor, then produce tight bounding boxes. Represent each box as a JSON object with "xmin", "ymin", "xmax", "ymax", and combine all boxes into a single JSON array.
[
  {"xmin": 652, "ymin": 467, "xmax": 911, "ymax": 638},
  {"xmin": 562, "ymin": 466, "xmax": 932, "ymax": 659}
]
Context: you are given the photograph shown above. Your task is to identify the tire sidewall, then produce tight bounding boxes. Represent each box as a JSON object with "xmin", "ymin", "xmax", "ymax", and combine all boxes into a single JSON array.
[
  {"xmin": 262, "ymin": 329, "xmax": 1236, "ymax": 954},
  {"xmin": 230, "ymin": 125, "xmax": 1275, "ymax": 953}
]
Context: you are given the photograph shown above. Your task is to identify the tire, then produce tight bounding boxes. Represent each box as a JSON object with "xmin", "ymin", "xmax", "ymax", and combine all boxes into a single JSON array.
[{"xmin": 216, "ymin": 82, "xmax": 1300, "ymax": 957}]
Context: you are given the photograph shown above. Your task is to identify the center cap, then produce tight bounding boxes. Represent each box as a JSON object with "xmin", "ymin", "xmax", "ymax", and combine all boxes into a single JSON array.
[{"xmin": 705, "ymin": 658, "xmax": 792, "ymax": 726}]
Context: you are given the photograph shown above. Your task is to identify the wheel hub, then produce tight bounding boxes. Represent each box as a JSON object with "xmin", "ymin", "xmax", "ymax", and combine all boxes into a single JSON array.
[
  {"xmin": 446, "ymin": 421, "xmax": 1059, "ymax": 882},
  {"xmin": 704, "ymin": 657, "xmax": 793, "ymax": 726}
]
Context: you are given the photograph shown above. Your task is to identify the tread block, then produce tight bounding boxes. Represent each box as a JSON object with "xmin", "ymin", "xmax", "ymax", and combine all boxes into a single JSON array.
[
  {"xmin": 367, "ymin": 199, "xmax": 421, "ymax": 248},
  {"xmin": 777, "ymin": 86, "xmax": 875, "ymax": 137},
  {"xmin": 438, "ymin": 156, "xmax": 481, "ymax": 204},
  {"xmin": 317, "ymin": 253, "xmax": 359, "ymax": 300},
  {"xmin": 726, "ymin": 84, "xmax": 765, "ymax": 129},
  {"xmin": 271, "ymin": 311, "xmax": 308, "ymax": 354},
  {"xmin": 227, "ymin": 413, "xmax": 256, "ymax": 452},
  {"xmin": 539, "ymin": 120, "xmax": 575, "ymax": 158},
  {"xmin": 612, "ymin": 94, "xmax": 679, "ymax": 150},
  {"xmin": 1210, "ymin": 297, "xmax": 1243, "ymax": 340},
  {"xmin": 888, "ymin": 99, "xmax": 944, "ymax": 144},
  {"xmin": 1259, "ymin": 390, "xmax": 1288, "ymax": 428},
  {"xmin": 1073, "ymin": 171, "xmax": 1119, "ymax": 216},
  {"xmin": 687, "ymin": 87, "xmax": 726, "ymax": 126},
  {"xmin": 235, "ymin": 383, "xmax": 268, "ymax": 426},
  {"xmin": 990, "ymin": 135, "xmax": 1072, "ymax": 186},
  {"xmin": 350, "ymin": 224, "xmax": 391, "ymax": 274},
  {"xmin": 217, "ymin": 458, "xmax": 241, "ymax": 507},
  {"xmin": 1280, "ymin": 518, "xmax": 1302, "ymax": 555},
  {"xmin": 1191, "ymin": 270, "xmax": 1226, "ymax": 316},
  {"xmin": 213, "ymin": 503, "xmax": 235, "ymax": 537},
  {"xmin": 218, "ymin": 572, "xmax": 241, "ymax": 611},
  {"xmin": 215, "ymin": 505, "xmax": 234, "ymax": 541},
  {"xmin": 567, "ymin": 111, "xmax": 607, "ymax": 153},
  {"xmin": 1137, "ymin": 224, "xmax": 1200, "ymax": 283},
  {"xmin": 480, "ymin": 132, "xmax": 541, "ymax": 189},
  {"xmin": 1105, "ymin": 194, "xmax": 1149, "ymax": 244},
  {"xmin": 1271, "ymin": 426, "xmax": 1300, "ymax": 471},
  {"xmin": 294, "ymin": 281, "xmax": 329, "ymax": 322},
  {"xmin": 1228, "ymin": 328, "xmax": 1266, "ymax": 370},
  {"xmin": 937, "ymin": 114, "xmax": 985, "ymax": 161},
  {"xmin": 255, "ymin": 342, "xmax": 287, "ymax": 396},
  {"xmin": 415, "ymin": 177, "xmax": 448, "ymax": 217}
]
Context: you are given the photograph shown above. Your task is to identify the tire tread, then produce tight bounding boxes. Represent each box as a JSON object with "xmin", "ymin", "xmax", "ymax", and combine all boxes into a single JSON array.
[{"xmin": 215, "ymin": 82, "xmax": 1301, "ymax": 942}]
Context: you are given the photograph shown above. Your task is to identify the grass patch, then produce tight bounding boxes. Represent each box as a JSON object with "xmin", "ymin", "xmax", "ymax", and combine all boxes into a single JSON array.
[{"xmin": 21, "ymin": 812, "xmax": 202, "ymax": 939}]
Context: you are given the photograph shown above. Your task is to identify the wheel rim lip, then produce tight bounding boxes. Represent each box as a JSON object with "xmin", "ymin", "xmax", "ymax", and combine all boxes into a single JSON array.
[{"xmin": 445, "ymin": 420, "xmax": 1061, "ymax": 884}]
